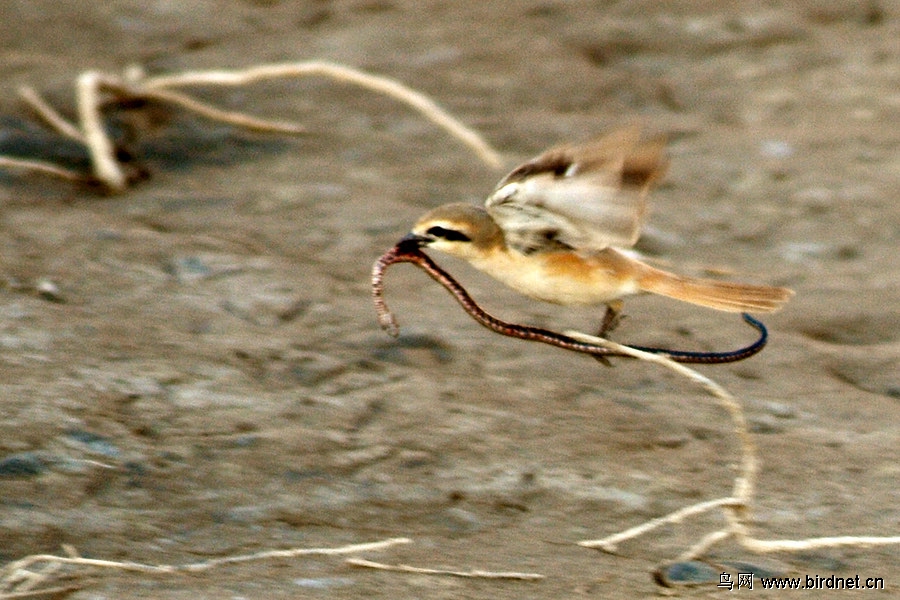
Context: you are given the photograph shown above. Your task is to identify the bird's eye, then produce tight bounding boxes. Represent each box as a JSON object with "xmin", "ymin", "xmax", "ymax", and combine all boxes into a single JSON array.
[{"xmin": 426, "ymin": 226, "xmax": 471, "ymax": 242}]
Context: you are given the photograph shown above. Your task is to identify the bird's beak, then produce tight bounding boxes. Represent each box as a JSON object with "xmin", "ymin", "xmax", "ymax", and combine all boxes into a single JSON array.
[{"xmin": 397, "ymin": 232, "xmax": 433, "ymax": 250}]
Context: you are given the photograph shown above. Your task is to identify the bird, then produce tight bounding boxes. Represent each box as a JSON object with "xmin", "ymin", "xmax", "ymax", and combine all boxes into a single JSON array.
[{"xmin": 399, "ymin": 127, "xmax": 793, "ymax": 334}]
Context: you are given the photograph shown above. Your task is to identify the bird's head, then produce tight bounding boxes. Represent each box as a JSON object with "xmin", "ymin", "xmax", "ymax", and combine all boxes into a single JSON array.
[{"xmin": 400, "ymin": 202, "xmax": 503, "ymax": 260}]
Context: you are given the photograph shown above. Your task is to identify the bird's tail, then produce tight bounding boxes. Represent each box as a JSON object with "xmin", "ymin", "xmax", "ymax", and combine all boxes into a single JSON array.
[{"xmin": 638, "ymin": 266, "xmax": 793, "ymax": 313}]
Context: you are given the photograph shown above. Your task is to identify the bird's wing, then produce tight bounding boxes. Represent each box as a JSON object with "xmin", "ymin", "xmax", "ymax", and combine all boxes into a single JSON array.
[{"xmin": 485, "ymin": 127, "xmax": 667, "ymax": 254}]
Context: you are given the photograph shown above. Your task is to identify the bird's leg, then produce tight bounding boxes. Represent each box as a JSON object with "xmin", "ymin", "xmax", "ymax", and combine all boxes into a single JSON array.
[
  {"xmin": 598, "ymin": 300, "xmax": 625, "ymax": 338},
  {"xmin": 591, "ymin": 301, "xmax": 624, "ymax": 366}
]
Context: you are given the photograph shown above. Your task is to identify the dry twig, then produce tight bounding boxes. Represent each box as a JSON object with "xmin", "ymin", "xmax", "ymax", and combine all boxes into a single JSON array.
[
  {"xmin": 346, "ymin": 557, "xmax": 544, "ymax": 580},
  {"xmin": 568, "ymin": 330, "xmax": 900, "ymax": 559},
  {"xmin": 4, "ymin": 61, "xmax": 502, "ymax": 193},
  {"xmin": 0, "ymin": 156, "xmax": 85, "ymax": 183},
  {"xmin": 372, "ymin": 242, "xmax": 900, "ymax": 567},
  {"xmin": 0, "ymin": 538, "xmax": 410, "ymax": 598}
]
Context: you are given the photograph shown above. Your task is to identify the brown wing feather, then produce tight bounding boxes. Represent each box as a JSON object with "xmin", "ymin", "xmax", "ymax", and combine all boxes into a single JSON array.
[{"xmin": 485, "ymin": 127, "xmax": 667, "ymax": 254}]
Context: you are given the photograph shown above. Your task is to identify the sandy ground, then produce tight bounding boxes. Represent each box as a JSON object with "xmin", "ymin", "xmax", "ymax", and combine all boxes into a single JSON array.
[{"xmin": 1, "ymin": 1, "xmax": 898, "ymax": 597}]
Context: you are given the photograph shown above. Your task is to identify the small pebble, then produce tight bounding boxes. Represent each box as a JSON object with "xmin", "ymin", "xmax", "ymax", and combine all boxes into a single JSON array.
[
  {"xmin": 654, "ymin": 560, "xmax": 720, "ymax": 586},
  {"xmin": 765, "ymin": 402, "xmax": 795, "ymax": 418},
  {"xmin": 0, "ymin": 452, "xmax": 46, "ymax": 478},
  {"xmin": 63, "ymin": 429, "xmax": 121, "ymax": 458},
  {"xmin": 36, "ymin": 278, "xmax": 64, "ymax": 303}
]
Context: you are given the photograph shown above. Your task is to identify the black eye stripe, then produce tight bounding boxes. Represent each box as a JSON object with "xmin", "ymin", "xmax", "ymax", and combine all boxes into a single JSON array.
[{"xmin": 426, "ymin": 226, "xmax": 471, "ymax": 242}]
